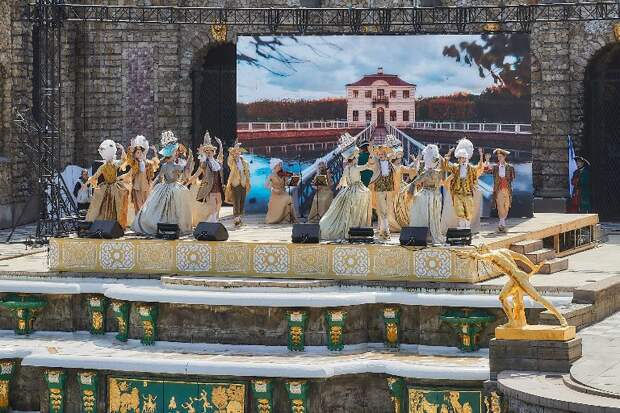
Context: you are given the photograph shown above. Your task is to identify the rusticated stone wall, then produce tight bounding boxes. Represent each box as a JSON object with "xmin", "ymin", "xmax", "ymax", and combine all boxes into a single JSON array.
[
  {"xmin": 0, "ymin": 294, "xmax": 519, "ymax": 348},
  {"xmin": 12, "ymin": 366, "xmax": 484, "ymax": 413}
]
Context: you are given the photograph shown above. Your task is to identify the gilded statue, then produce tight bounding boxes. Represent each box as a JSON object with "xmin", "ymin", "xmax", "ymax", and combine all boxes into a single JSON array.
[{"xmin": 458, "ymin": 245, "xmax": 568, "ymax": 328}]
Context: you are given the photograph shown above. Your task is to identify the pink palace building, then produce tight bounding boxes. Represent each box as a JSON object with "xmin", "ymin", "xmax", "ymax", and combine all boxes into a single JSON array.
[{"xmin": 346, "ymin": 67, "xmax": 416, "ymax": 128}]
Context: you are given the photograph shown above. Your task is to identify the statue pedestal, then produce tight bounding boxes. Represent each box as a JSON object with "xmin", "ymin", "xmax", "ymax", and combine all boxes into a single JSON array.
[
  {"xmin": 489, "ymin": 333, "xmax": 582, "ymax": 380},
  {"xmin": 495, "ymin": 324, "xmax": 576, "ymax": 341}
]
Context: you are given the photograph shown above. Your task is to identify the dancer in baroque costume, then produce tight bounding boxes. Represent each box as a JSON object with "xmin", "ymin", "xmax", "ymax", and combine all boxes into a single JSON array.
[
  {"xmin": 390, "ymin": 147, "xmax": 414, "ymax": 230},
  {"xmin": 407, "ymin": 144, "xmax": 444, "ymax": 245},
  {"xmin": 85, "ymin": 139, "xmax": 131, "ymax": 228},
  {"xmin": 320, "ymin": 146, "xmax": 373, "ymax": 240},
  {"xmin": 369, "ymin": 142, "xmax": 417, "ymax": 239},
  {"xmin": 485, "ymin": 148, "xmax": 516, "ymax": 232},
  {"xmin": 265, "ymin": 158, "xmax": 296, "ymax": 224},
  {"xmin": 442, "ymin": 138, "xmax": 485, "ymax": 229},
  {"xmin": 131, "ymin": 130, "xmax": 194, "ymax": 236},
  {"xmin": 124, "ymin": 135, "xmax": 159, "ymax": 213},
  {"xmin": 190, "ymin": 132, "xmax": 225, "ymax": 224},
  {"xmin": 225, "ymin": 142, "xmax": 252, "ymax": 227},
  {"xmin": 357, "ymin": 135, "xmax": 374, "ymax": 188},
  {"xmin": 308, "ymin": 160, "xmax": 334, "ymax": 223}
]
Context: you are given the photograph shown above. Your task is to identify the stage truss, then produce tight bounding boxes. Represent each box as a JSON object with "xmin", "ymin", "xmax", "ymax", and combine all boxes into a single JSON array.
[{"xmin": 19, "ymin": 0, "xmax": 620, "ymax": 241}]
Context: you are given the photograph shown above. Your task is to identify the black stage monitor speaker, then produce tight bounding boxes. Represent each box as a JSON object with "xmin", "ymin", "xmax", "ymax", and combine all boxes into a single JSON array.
[
  {"xmin": 193, "ymin": 222, "xmax": 229, "ymax": 241},
  {"xmin": 399, "ymin": 226, "xmax": 429, "ymax": 246},
  {"xmin": 77, "ymin": 220, "xmax": 93, "ymax": 238},
  {"xmin": 348, "ymin": 227, "xmax": 374, "ymax": 243},
  {"xmin": 292, "ymin": 223, "xmax": 320, "ymax": 244},
  {"xmin": 446, "ymin": 228, "xmax": 472, "ymax": 246},
  {"xmin": 85, "ymin": 220, "xmax": 124, "ymax": 239},
  {"xmin": 157, "ymin": 223, "xmax": 180, "ymax": 240}
]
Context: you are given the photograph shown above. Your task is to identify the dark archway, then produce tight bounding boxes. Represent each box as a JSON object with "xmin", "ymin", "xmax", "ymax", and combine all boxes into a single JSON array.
[
  {"xmin": 584, "ymin": 44, "xmax": 620, "ymax": 220},
  {"xmin": 191, "ymin": 42, "xmax": 237, "ymax": 150}
]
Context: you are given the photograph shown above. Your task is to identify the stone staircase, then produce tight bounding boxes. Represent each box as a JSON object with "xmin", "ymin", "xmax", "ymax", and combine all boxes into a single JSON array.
[{"xmin": 510, "ymin": 239, "xmax": 569, "ymax": 274}]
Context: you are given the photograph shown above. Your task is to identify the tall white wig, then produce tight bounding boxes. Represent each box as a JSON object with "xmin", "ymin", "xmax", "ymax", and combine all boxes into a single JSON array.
[
  {"xmin": 269, "ymin": 158, "xmax": 283, "ymax": 171},
  {"xmin": 131, "ymin": 135, "xmax": 149, "ymax": 152},
  {"xmin": 98, "ymin": 139, "xmax": 117, "ymax": 161},
  {"xmin": 454, "ymin": 138, "xmax": 474, "ymax": 159},
  {"xmin": 422, "ymin": 144, "xmax": 440, "ymax": 170}
]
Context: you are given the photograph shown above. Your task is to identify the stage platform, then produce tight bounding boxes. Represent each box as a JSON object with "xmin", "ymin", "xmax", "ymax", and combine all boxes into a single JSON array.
[{"xmin": 49, "ymin": 213, "xmax": 598, "ymax": 283}]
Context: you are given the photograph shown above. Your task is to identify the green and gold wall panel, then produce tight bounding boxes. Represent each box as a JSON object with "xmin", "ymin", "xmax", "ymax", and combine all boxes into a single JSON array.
[
  {"xmin": 108, "ymin": 377, "xmax": 246, "ymax": 413},
  {"xmin": 407, "ymin": 388, "xmax": 481, "ymax": 413}
]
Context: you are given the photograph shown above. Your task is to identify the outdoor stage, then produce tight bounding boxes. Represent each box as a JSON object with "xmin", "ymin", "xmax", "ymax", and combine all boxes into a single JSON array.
[{"xmin": 48, "ymin": 213, "xmax": 599, "ymax": 283}]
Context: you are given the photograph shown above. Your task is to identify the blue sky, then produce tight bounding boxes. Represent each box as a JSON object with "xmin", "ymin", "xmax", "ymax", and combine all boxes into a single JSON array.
[{"xmin": 237, "ymin": 35, "xmax": 519, "ymax": 103}]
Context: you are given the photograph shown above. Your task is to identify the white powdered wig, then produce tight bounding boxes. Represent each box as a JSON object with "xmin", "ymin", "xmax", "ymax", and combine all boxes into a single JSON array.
[
  {"xmin": 131, "ymin": 135, "xmax": 149, "ymax": 152},
  {"xmin": 454, "ymin": 138, "xmax": 474, "ymax": 159},
  {"xmin": 269, "ymin": 158, "xmax": 283, "ymax": 171},
  {"xmin": 422, "ymin": 144, "xmax": 441, "ymax": 170},
  {"xmin": 98, "ymin": 139, "xmax": 117, "ymax": 161}
]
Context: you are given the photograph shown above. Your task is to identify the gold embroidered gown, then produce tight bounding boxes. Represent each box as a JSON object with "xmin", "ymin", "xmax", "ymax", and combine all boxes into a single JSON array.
[
  {"xmin": 319, "ymin": 163, "xmax": 372, "ymax": 240},
  {"xmin": 265, "ymin": 174, "xmax": 295, "ymax": 224},
  {"xmin": 308, "ymin": 172, "xmax": 334, "ymax": 223},
  {"xmin": 85, "ymin": 161, "xmax": 130, "ymax": 228}
]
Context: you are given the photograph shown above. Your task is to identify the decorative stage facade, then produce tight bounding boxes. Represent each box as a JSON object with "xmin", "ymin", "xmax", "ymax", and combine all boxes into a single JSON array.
[{"xmin": 50, "ymin": 238, "xmax": 496, "ymax": 282}]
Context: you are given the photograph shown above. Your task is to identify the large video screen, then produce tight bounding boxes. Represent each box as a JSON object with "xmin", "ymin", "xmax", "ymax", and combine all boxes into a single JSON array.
[{"xmin": 236, "ymin": 34, "xmax": 532, "ymax": 217}]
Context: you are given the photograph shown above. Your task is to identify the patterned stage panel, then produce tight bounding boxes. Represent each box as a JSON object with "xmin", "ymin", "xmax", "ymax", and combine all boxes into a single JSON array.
[{"xmin": 49, "ymin": 238, "xmax": 499, "ymax": 283}]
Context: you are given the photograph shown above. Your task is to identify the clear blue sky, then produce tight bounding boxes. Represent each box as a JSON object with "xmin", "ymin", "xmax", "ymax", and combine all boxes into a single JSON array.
[{"xmin": 237, "ymin": 35, "xmax": 521, "ymax": 103}]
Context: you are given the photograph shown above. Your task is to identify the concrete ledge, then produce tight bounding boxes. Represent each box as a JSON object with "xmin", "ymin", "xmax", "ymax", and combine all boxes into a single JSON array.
[{"xmin": 498, "ymin": 371, "xmax": 620, "ymax": 412}]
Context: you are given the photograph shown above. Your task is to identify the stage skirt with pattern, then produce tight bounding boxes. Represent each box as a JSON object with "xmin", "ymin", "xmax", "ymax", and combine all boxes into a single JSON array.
[
  {"xmin": 320, "ymin": 181, "xmax": 372, "ymax": 241},
  {"xmin": 131, "ymin": 181, "xmax": 193, "ymax": 236}
]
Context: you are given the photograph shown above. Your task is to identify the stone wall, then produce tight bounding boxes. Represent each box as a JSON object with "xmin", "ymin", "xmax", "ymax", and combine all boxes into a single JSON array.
[
  {"xmin": 0, "ymin": 294, "xmax": 518, "ymax": 348},
  {"xmin": 3, "ymin": 0, "xmax": 619, "ymax": 219},
  {"xmin": 11, "ymin": 366, "xmax": 483, "ymax": 413}
]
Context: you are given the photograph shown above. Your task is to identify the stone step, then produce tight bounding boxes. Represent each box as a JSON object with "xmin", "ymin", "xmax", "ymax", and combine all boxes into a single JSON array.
[
  {"xmin": 538, "ymin": 257, "xmax": 569, "ymax": 274},
  {"xmin": 525, "ymin": 248, "xmax": 556, "ymax": 264},
  {"xmin": 510, "ymin": 239, "xmax": 544, "ymax": 254}
]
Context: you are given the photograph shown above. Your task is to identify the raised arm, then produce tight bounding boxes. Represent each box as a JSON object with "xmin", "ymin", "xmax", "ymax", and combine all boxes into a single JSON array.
[
  {"xmin": 87, "ymin": 165, "xmax": 103, "ymax": 187},
  {"xmin": 474, "ymin": 147, "xmax": 486, "ymax": 177}
]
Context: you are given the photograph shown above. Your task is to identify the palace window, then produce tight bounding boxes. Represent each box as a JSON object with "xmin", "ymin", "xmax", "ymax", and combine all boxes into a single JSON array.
[
  {"xmin": 390, "ymin": 90, "xmax": 396, "ymax": 98},
  {"xmin": 403, "ymin": 90, "xmax": 410, "ymax": 99},
  {"xmin": 390, "ymin": 111, "xmax": 397, "ymax": 122},
  {"xmin": 353, "ymin": 90, "xmax": 359, "ymax": 98},
  {"xmin": 377, "ymin": 89, "xmax": 385, "ymax": 97},
  {"xmin": 365, "ymin": 110, "xmax": 372, "ymax": 122},
  {"xmin": 353, "ymin": 110, "xmax": 359, "ymax": 121},
  {"xmin": 365, "ymin": 90, "xmax": 372, "ymax": 98},
  {"xmin": 403, "ymin": 110, "xmax": 410, "ymax": 122}
]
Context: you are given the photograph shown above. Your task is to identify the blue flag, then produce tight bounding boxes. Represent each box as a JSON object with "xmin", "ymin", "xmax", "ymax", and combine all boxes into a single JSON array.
[{"xmin": 567, "ymin": 135, "xmax": 577, "ymax": 196}]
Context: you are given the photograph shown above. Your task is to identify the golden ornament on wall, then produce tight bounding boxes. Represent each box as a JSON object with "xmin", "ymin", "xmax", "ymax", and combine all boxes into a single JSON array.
[
  {"xmin": 482, "ymin": 22, "xmax": 501, "ymax": 33},
  {"xmin": 289, "ymin": 326, "xmax": 303, "ymax": 346},
  {"xmin": 386, "ymin": 322, "xmax": 399, "ymax": 344},
  {"xmin": 614, "ymin": 22, "xmax": 620, "ymax": 42},
  {"xmin": 211, "ymin": 24, "xmax": 228, "ymax": 43}
]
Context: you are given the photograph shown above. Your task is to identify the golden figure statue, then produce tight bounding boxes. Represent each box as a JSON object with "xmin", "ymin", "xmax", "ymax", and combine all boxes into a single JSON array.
[{"xmin": 458, "ymin": 245, "xmax": 575, "ymax": 340}]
